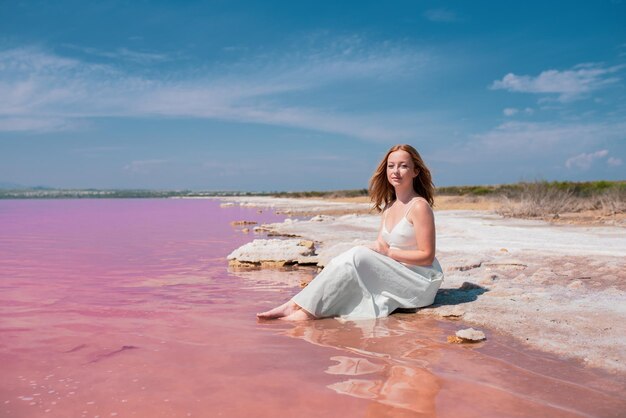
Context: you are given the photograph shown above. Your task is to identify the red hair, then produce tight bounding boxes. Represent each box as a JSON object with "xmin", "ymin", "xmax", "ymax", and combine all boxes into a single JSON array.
[{"xmin": 368, "ymin": 144, "xmax": 435, "ymax": 212}]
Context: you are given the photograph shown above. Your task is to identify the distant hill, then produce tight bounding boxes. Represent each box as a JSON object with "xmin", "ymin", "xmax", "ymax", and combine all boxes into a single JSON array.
[
  {"xmin": 0, "ymin": 182, "xmax": 26, "ymax": 189},
  {"xmin": 0, "ymin": 182, "xmax": 56, "ymax": 190}
]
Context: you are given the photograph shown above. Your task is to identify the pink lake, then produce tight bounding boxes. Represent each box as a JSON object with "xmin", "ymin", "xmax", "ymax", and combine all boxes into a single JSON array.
[{"xmin": 0, "ymin": 199, "xmax": 624, "ymax": 418}]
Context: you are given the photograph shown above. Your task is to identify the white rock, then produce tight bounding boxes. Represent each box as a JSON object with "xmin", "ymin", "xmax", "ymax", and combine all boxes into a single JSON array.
[
  {"xmin": 227, "ymin": 239, "xmax": 317, "ymax": 265},
  {"xmin": 456, "ymin": 328, "xmax": 486, "ymax": 341},
  {"xmin": 310, "ymin": 215, "xmax": 335, "ymax": 222}
]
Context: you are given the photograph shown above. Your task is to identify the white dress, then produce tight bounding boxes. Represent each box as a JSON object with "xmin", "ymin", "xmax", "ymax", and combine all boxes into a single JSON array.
[{"xmin": 292, "ymin": 200, "xmax": 444, "ymax": 319}]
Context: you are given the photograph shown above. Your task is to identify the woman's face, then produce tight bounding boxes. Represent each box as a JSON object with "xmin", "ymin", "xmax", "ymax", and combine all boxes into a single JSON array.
[{"xmin": 386, "ymin": 150, "xmax": 418, "ymax": 188}]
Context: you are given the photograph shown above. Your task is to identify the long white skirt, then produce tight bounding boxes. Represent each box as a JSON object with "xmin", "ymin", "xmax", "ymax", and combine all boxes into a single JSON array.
[{"xmin": 292, "ymin": 246, "xmax": 444, "ymax": 319}]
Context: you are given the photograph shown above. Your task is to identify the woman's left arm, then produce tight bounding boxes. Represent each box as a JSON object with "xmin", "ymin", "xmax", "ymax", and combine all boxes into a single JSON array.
[{"xmin": 379, "ymin": 200, "xmax": 436, "ymax": 266}]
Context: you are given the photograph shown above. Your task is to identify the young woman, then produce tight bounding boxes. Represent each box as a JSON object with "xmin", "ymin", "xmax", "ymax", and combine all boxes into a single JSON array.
[{"xmin": 257, "ymin": 144, "xmax": 444, "ymax": 321}]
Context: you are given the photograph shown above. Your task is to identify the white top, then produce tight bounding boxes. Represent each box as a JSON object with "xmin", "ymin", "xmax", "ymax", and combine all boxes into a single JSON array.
[{"xmin": 381, "ymin": 199, "xmax": 420, "ymax": 251}]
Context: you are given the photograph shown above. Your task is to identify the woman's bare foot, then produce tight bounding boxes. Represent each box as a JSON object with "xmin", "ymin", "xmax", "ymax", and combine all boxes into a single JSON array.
[
  {"xmin": 281, "ymin": 308, "xmax": 315, "ymax": 321},
  {"xmin": 256, "ymin": 300, "xmax": 299, "ymax": 319}
]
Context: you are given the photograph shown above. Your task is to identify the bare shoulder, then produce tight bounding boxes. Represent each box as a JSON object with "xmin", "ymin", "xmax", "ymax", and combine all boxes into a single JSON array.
[
  {"xmin": 407, "ymin": 197, "xmax": 434, "ymax": 222},
  {"xmin": 412, "ymin": 197, "xmax": 433, "ymax": 213}
]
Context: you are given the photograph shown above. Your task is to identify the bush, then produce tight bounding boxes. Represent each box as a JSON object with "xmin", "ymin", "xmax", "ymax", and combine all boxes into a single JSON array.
[
  {"xmin": 496, "ymin": 181, "xmax": 625, "ymax": 218},
  {"xmin": 496, "ymin": 181, "xmax": 578, "ymax": 218}
]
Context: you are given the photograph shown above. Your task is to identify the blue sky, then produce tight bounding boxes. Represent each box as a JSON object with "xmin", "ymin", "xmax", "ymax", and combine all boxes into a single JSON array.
[{"xmin": 0, "ymin": 0, "xmax": 624, "ymax": 190}]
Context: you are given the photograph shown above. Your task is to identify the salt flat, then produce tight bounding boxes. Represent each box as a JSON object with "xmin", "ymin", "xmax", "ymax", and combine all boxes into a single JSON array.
[{"xmin": 219, "ymin": 196, "xmax": 626, "ymax": 374}]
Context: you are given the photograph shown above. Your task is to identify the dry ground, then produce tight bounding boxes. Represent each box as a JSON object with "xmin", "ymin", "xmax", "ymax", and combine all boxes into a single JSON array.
[{"xmin": 322, "ymin": 195, "xmax": 625, "ymax": 226}]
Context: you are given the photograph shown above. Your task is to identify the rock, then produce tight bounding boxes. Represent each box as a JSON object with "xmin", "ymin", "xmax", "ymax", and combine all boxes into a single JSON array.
[
  {"xmin": 298, "ymin": 240, "xmax": 315, "ymax": 250},
  {"xmin": 478, "ymin": 273, "xmax": 498, "ymax": 286},
  {"xmin": 436, "ymin": 305, "xmax": 465, "ymax": 318},
  {"xmin": 455, "ymin": 327, "xmax": 486, "ymax": 342},
  {"xmin": 568, "ymin": 280, "xmax": 583, "ymax": 290},
  {"xmin": 230, "ymin": 220, "xmax": 258, "ymax": 226},
  {"xmin": 484, "ymin": 260, "xmax": 527, "ymax": 271},
  {"xmin": 449, "ymin": 258, "xmax": 484, "ymax": 272},
  {"xmin": 310, "ymin": 215, "xmax": 335, "ymax": 222},
  {"xmin": 229, "ymin": 259, "xmax": 291, "ymax": 269},
  {"xmin": 227, "ymin": 239, "xmax": 318, "ymax": 268},
  {"xmin": 459, "ymin": 282, "xmax": 484, "ymax": 291}
]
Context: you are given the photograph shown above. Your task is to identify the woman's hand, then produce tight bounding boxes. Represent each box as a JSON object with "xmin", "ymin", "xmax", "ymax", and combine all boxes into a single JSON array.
[{"xmin": 371, "ymin": 238, "xmax": 391, "ymax": 257}]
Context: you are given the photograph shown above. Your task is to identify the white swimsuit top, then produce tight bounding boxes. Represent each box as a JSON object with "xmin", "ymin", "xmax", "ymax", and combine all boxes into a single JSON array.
[{"xmin": 381, "ymin": 199, "xmax": 420, "ymax": 251}]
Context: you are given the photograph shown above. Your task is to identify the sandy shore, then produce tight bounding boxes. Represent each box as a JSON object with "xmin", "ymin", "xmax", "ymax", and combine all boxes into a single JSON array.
[{"xmin": 218, "ymin": 196, "xmax": 626, "ymax": 374}]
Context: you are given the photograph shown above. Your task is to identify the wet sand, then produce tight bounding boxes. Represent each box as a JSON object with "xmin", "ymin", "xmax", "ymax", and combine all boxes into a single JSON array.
[{"xmin": 1, "ymin": 199, "xmax": 625, "ymax": 417}]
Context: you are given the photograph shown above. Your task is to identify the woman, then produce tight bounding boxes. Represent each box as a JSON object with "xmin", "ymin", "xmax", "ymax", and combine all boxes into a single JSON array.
[{"xmin": 257, "ymin": 144, "xmax": 444, "ymax": 321}]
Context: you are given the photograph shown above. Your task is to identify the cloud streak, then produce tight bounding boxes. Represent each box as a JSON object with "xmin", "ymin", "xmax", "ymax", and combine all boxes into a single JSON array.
[
  {"xmin": 565, "ymin": 149, "xmax": 609, "ymax": 169},
  {"xmin": 423, "ymin": 9, "xmax": 460, "ymax": 23},
  {"xmin": 0, "ymin": 39, "xmax": 430, "ymax": 141},
  {"xmin": 473, "ymin": 120, "xmax": 626, "ymax": 153},
  {"xmin": 491, "ymin": 63, "xmax": 624, "ymax": 102},
  {"xmin": 61, "ymin": 45, "xmax": 172, "ymax": 64},
  {"xmin": 432, "ymin": 119, "xmax": 626, "ymax": 167}
]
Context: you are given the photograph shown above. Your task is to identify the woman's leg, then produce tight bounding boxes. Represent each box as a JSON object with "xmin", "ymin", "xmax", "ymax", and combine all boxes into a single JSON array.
[
  {"xmin": 256, "ymin": 300, "xmax": 316, "ymax": 320},
  {"xmin": 281, "ymin": 306, "xmax": 316, "ymax": 321}
]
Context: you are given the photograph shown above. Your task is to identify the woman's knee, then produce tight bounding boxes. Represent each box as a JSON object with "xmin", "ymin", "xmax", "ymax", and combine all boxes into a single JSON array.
[{"xmin": 350, "ymin": 245, "xmax": 373, "ymax": 267}]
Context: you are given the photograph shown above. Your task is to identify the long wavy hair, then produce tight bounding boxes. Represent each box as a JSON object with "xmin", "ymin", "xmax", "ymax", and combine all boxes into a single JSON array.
[{"xmin": 368, "ymin": 144, "xmax": 435, "ymax": 212}]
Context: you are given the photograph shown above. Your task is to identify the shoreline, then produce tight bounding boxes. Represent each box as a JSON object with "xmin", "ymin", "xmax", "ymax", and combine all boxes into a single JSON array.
[{"xmin": 220, "ymin": 196, "xmax": 626, "ymax": 375}]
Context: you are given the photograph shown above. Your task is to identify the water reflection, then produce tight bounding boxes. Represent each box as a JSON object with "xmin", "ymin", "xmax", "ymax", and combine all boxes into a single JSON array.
[
  {"xmin": 282, "ymin": 317, "xmax": 443, "ymax": 416},
  {"xmin": 277, "ymin": 314, "xmax": 626, "ymax": 418}
]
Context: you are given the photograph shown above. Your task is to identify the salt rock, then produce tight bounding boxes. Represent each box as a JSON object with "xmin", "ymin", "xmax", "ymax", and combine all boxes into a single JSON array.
[
  {"xmin": 484, "ymin": 259, "xmax": 527, "ymax": 271},
  {"xmin": 298, "ymin": 240, "xmax": 315, "ymax": 250},
  {"xmin": 310, "ymin": 215, "xmax": 335, "ymax": 222},
  {"xmin": 455, "ymin": 328, "xmax": 486, "ymax": 342},
  {"xmin": 568, "ymin": 280, "xmax": 583, "ymax": 290},
  {"xmin": 478, "ymin": 273, "xmax": 497, "ymax": 286},
  {"xmin": 230, "ymin": 220, "xmax": 257, "ymax": 226},
  {"xmin": 436, "ymin": 305, "xmax": 465, "ymax": 318},
  {"xmin": 227, "ymin": 239, "xmax": 318, "ymax": 268},
  {"xmin": 450, "ymin": 259, "xmax": 483, "ymax": 272}
]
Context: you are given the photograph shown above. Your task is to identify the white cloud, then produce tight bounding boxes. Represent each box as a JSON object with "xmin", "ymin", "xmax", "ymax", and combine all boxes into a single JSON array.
[
  {"xmin": 491, "ymin": 63, "xmax": 624, "ymax": 102},
  {"xmin": 473, "ymin": 121, "xmax": 626, "ymax": 153},
  {"xmin": 430, "ymin": 120, "xmax": 626, "ymax": 169},
  {"xmin": 607, "ymin": 157, "xmax": 623, "ymax": 166},
  {"xmin": 502, "ymin": 107, "xmax": 535, "ymax": 117},
  {"xmin": 565, "ymin": 150, "xmax": 609, "ymax": 170},
  {"xmin": 423, "ymin": 9, "xmax": 459, "ymax": 23},
  {"xmin": 0, "ymin": 117, "xmax": 83, "ymax": 132},
  {"xmin": 62, "ymin": 45, "xmax": 171, "ymax": 63},
  {"xmin": 0, "ymin": 42, "xmax": 430, "ymax": 141}
]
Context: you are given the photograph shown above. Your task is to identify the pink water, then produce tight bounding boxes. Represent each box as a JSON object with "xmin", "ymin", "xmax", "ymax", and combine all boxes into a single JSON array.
[{"xmin": 0, "ymin": 199, "xmax": 624, "ymax": 418}]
